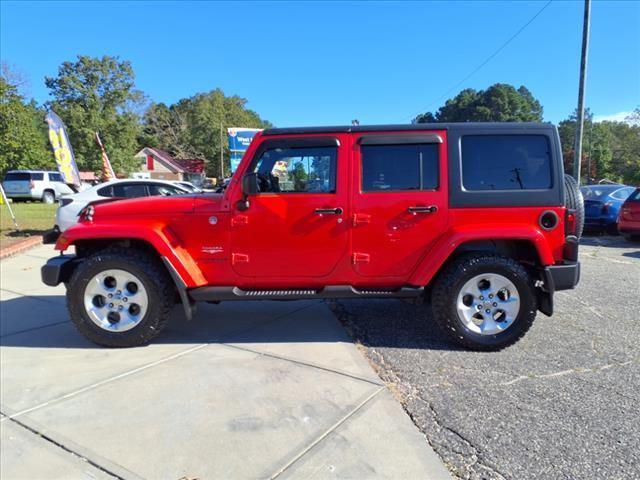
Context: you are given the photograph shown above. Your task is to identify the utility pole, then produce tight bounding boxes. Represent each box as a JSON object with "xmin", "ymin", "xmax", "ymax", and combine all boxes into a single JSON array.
[
  {"xmin": 573, "ymin": 0, "xmax": 591, "ymax": 184},
  {"xmin": 220, "ymin": 123, "xmax": 224, "ymax": 180}
]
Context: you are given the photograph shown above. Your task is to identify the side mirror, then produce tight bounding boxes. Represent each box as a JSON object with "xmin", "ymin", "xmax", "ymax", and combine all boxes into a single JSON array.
[{"xmin": 242, "ymin": 172, "xmax": 259, "ymax": 196}]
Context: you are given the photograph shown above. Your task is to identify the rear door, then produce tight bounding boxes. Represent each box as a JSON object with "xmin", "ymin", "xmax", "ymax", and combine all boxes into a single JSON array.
[{"xmin": 350, "ymin": 131, "xmax": 448, "ymax": 279}]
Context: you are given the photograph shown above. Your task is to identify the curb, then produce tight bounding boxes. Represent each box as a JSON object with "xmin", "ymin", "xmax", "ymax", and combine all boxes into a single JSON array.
[{"xmin": 0, "ymin": 236, "xmax": 43, "ymax": 260}]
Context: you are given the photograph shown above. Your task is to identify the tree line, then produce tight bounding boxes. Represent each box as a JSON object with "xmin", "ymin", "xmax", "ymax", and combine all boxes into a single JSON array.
[{"xmin": 1, "ymin": 56, "xmax": 638, "ymax": 184}]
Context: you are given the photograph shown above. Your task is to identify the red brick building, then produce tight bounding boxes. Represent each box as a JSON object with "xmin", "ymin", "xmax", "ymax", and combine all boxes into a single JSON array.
[{"xmin": 134, "ymin": 148, "xmax": 205, "ymax": 186}]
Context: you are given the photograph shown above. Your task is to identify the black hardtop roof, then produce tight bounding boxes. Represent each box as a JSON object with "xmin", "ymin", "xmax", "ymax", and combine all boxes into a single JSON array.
[{"xmin": 262, "ymin": 122, "xmax": 554, "ymax": 136}]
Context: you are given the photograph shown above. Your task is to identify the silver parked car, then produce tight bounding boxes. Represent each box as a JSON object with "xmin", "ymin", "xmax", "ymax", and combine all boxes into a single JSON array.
[
  {"xmin": 55, "ymin": 179, "xmax": 190, "ymax": 232},
  {"xmin": 2, "ymin": 170, "xmax": 75, "ymax": 204}
]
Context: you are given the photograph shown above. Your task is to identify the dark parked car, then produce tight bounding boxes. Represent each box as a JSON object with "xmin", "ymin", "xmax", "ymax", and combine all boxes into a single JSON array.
[
  {"xmin": 580, "ymin": 184, "xmax": 635, "ymax": 233},
  {"xmin": 618, "ymin": 187, "xmax": 640, "ymax": 241}
]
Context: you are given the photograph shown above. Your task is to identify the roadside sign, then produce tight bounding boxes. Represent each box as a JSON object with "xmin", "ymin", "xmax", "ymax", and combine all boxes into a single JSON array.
[{"xmin": 228, "ymin": 128, "xmax": 262, "ymax": 173}]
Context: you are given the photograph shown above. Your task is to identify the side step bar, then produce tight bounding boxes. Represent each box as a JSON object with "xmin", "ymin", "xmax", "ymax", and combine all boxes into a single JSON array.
[{"xmin": 189, "ymin": 285, "xmax": 424, "ymax": 302}]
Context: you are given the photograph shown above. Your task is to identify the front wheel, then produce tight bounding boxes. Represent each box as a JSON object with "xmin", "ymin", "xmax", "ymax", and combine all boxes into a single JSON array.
[
  {"xmin": 431, "ymin": 254, "xmax": 537, "ymax": 351},
  {"xmin": 66, "ymin": 247, "xmax": 174, "ymax": 347}
]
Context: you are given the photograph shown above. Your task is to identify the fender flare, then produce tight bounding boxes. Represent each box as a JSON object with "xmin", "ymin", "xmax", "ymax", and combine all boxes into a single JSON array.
[
  {"xmin": 56, "ymin": 222, "xmax": 207, "ymax": 288},
  {"xmin": 409, "ymin": 225, "xmax": 554, "ymax": 286}
]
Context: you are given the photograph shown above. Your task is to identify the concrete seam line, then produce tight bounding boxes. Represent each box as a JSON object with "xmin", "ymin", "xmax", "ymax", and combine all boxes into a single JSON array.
[
  {"xmin": 3, "ymin": 415, "xmax": 125, "ymax": 480},
  {"xmin": 0, "ymin": 319, "xmax": 70, "ymax": 339},
  {"xmin": 1, "ymin": 342, "xmax": 210, "ymax": 421},
  {"xmin": 269, "ymin": 387, "xmax": 385, "ymax": 479},
  {"xmin": 221, "ymin": 342, "xmax": 383, "ymax": 387}
]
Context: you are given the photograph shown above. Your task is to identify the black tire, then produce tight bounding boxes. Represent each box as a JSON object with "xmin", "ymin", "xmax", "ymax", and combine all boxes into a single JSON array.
[
  {"xmin": 564, "ymin": 174, "xmax": 584, "ymax": 238},
  {"xmin": 42, "ymin": 190, "xmax": 55, "ymax": 204},
  {"xmin": 66, "ymin": 247, "xmax": 174, "ymax": 347},
  {"xmin": 431, "ymin": 253, "xmax": 537, "ymax": 351}
]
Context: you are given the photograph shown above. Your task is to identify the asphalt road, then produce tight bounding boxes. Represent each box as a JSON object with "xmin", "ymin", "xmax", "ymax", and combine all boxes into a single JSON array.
[{"xmin": 333, "ymin": 235, "xmax": 640, "ymax": 480}]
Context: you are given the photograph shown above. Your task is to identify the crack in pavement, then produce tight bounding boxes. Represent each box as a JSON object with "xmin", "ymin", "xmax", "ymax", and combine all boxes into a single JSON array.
[
  {"xmin": 367, "ymin": 353, "xmax": 507, "ymax": 480},
  {"xmin": 497, "ymin": 359, "xmax": 637, "ymax": 386}
]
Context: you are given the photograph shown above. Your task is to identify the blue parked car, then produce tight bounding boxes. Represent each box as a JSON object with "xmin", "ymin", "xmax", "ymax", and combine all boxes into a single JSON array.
[{"xmin": 581, "ymin": 184, "xmax": 636, "ymax": 233}]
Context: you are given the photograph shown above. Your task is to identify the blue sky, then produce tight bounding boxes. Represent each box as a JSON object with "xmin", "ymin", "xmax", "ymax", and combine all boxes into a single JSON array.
[{"xmin": 1, "ymin": 0, "xmax": 638, "ymax": 126}]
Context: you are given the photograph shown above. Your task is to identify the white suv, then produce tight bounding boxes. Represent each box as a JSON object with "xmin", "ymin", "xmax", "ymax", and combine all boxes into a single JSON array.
[{"xmin": 2, "ymin": 170, "xmax": 74, "ymax": 204}]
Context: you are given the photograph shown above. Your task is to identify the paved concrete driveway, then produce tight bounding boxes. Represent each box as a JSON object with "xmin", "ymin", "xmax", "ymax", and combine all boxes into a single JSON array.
[{"xmin": 0, "ymin": 245, "xmax": 449, "ymax": 480}]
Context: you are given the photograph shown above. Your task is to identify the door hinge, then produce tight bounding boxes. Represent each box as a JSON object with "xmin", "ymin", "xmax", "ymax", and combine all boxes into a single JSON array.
[
  {"xmin": 232, "ymin": 253, "xmax": 249, "ymax": 264},
  {"xmin": 352, "ymin": 252, "xmax": 370, "ymax": 264},
  {"xmin": 231, "ymin": 215, "xmax": 248, "ymax": 227},
  {"xmin": 353, "ymin": 213, "xmax": 371, "ymax": 226}
]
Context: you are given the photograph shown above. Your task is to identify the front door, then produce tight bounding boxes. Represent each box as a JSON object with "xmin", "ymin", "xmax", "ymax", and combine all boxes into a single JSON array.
[
  {"xmin": 230, "ymin": 135, "xmax": 349, "ymax": 279},
  {"xmin": 351, "ymin": 131, "xmax": 449, "ymax": 280}
]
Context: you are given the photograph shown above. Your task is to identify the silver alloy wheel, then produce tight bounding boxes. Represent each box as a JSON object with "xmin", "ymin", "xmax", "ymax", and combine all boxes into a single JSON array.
[
  {"xmin": 83, "ymin": 269, "xmax": 149, "ymax": 332},
  {"xmin": 456, "ymin": 273, "xmax": 521, "ymax": 335}
]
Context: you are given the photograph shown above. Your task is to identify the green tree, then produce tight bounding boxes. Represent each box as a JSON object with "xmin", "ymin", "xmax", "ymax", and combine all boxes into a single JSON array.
[
  {"xmin": 45, "ymin": 55, "xmax": 143, "ymax": 174},
  {"xmin": 415, "ymin": 83, "xmax": 543, "ymax": 123},
  {"xmin": 142, "ymin": 89, "xmax": 272, "ymax": 177},
  {"xmin": 559, "ymin": 109, "xmax": 640, "ymax": 185},
  {"xmin": 0, "ymin": 74, "xmax": 53, "ymax": 175}
]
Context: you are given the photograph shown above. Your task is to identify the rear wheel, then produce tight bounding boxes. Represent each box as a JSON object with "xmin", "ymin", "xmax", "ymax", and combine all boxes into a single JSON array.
[
  {"xmin": 431, "ymin": 254, "xmax": 537, "ymax": 351},
  {"xmin": 67, "ymin": 247, "xmax": 174, "ymax": 347},
  {"xmin": 42, "ymin": 190, "xmax": 55, "ymax": 204}
]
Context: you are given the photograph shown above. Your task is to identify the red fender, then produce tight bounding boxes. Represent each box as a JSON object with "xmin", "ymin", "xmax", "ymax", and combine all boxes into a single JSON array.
[
  {"xmin": 409, "ymin": 224, "xmax": 554, "ymax": 286},
  {"xmin": 56, "ymin": 222, "xmax": 207, "ymax": 288}
]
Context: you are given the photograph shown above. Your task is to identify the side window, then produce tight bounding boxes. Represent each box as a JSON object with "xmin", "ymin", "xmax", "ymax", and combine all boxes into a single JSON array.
[
  {"xmin": 49, "ymin": 173, "xmax": 63, "ymax": 183},
  {"xmin": 97, "ymin": 186, "xmax": 113, "ymax": 197},
  {"xmin": 252, "ymin": 146, "xmax": 337, "ymax": 193},
  {"xmin": 112, "ymin": 183, "xmax": 148, "ymax": 198},
  {"xmin": 361, "ymin": 144, "xmax": 438, "ymax": 192},
  {"xmin": 611, "ymin": 187, "xmax": 634, "ymax": 200},
  {"xmin": 148, "ymin": 184, "xmax": 185, "ymax": 196},
  {"xmin": 461, "ymin": 135, "xmax": 552, "ymax": 191},
  {"xmin": 31, "ymin": 172, "xmax": 44, "ymax": 181}
]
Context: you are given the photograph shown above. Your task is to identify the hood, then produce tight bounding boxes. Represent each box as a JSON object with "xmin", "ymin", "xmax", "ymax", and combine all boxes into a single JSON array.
[{"xmin": 92, "ymin": 193, "xmax": 224, "ymax": 218}]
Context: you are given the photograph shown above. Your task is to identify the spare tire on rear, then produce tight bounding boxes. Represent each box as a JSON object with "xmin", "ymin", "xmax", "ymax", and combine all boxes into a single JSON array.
[{"xmin": 564, "ymin": 174, "xmax": 584, "ymax": 238}]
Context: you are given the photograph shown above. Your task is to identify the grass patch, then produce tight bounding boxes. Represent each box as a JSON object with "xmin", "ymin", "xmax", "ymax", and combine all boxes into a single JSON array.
[{"xmin": 0, "ymin": 201, "xmax": 56, "ymax": 249}]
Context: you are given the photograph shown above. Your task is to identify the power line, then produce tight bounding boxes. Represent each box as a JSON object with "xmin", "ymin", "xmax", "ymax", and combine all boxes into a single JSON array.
[{"xmin": 405, "ymin": 0, "xmax": 554, "ymax": 122}]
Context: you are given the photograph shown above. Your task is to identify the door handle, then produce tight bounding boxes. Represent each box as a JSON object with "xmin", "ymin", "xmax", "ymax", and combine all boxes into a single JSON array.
[
  {"xmin": 408, "ymin": 205, "xmax": 438, "ymax": 214},
  {"xmin": 315, "ymin": 207, "xmax": 343, "ymax": 215}
]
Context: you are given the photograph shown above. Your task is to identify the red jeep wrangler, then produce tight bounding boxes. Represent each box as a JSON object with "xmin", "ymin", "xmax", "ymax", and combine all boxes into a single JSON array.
[{"xmin": 42, "ymin": 123, "xmax": 583, "ymax": 351}]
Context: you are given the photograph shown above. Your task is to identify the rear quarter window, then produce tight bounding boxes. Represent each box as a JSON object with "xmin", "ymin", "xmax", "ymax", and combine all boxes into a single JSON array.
[
  {"xmin": 31, "ymin": 172, "xmax": 44, "ymax": 181},
  {"xmin": 461, "ymin": 135, "xmax": 552, "ymax": 191},
  {"xmin": 4, "ymin": 172, "xmax": 31, "ymax": 181},
  {"xmin": 610, "ymin": 187, "xmax": 635, "ymax": 200}
]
